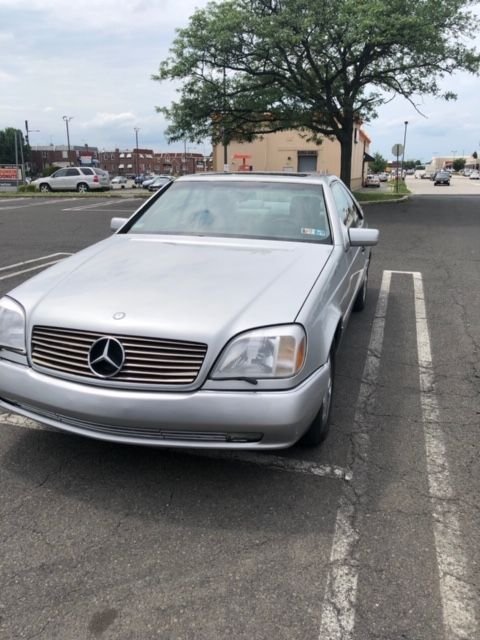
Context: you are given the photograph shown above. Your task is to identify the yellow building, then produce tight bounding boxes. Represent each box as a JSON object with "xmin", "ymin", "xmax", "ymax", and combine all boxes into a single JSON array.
[{"xmin": 212, "ymin": 127, "xmax": 372, "ymax": 190}]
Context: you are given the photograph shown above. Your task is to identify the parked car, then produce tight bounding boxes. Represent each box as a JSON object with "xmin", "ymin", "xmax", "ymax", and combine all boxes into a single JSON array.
[
  {"xmin": 364, "ymin": 174, "xmax": 380, "ymax": 188},
  {"xmin": 141, "ymin": 175, "xmax": 161, "ymax": 189},
  {"xmin": 32, "ymin": 167, "xmax": 110, "ymax": 192},
  {"xmin": 469, "ymin": 170, "xmax": 479, "ymax": 180},
  {"xmin": 147, "ymin": 176, "xmax": 173, "ymax": 192},
  {"xmin": 0, "ymin": 173, "xmax": 378, "ymax": 449},
  {"xmin": 434, "ymin": 171, "xmax": 451, "ymax": 186},
  {"xmin": 378, "ymin": 172, "xmax": 388, "ymax": 182},
  {"xmin": 111, "ymin": 176, "xmax": 133, "ymax": 189}
]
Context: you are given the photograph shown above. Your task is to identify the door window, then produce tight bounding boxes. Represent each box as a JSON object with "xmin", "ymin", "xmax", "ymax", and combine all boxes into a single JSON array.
[{"xmin": 331, "ymin": 182, "xmax": 363, "ymax": 228}]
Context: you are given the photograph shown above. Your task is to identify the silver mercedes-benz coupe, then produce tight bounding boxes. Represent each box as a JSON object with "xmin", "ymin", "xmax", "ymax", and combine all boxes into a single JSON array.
[{"xmin": 0, "ymin": 173, "xmax": 378, "ymax": 449}]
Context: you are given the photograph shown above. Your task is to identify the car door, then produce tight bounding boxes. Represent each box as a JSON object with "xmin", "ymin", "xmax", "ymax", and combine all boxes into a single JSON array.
[
  {"xmin": 65, "ymin": 168, "xmax": 81, "ymax": 190},
  {"xmin": 330, "ymin": 181, "xmax": 367, "ymax": 317},
  {"xmin": 49, "ymin": 168, "xmax": 69, "ymax": 190}
]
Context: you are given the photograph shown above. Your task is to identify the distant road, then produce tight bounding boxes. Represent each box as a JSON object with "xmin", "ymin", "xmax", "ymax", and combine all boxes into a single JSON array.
[{"xmin": 406, "ymin": 173, "xmax": 480, "ymax": 195}]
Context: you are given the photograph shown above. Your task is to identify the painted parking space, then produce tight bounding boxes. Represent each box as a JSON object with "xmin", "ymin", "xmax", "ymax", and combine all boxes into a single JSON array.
[
  {"xmin": 0, "ymin": 198, "xmax": 75, "ymax": 211},
  {"xmin": 0, "ymin": 253, "xmax": 72, "ymax": 282}
]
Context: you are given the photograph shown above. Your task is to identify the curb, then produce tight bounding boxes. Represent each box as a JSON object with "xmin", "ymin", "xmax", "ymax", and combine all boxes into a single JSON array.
[{"xmin": 360, "ymin": 195, "xmax": 409, "ymax": 205}]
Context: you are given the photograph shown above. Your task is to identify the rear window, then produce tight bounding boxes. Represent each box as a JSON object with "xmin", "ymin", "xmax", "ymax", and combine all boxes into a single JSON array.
[
  {"xmin": 125, "ymin": 181, "xmax": 332, "ymax": 244},
  {"xmin": 80, "ymin": 168, "xmax": 94, "ymax": 175}
]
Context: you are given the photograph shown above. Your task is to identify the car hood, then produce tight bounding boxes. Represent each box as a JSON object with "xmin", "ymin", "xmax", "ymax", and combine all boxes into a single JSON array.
[{"xmin": 10, "ymin": 234, "xmax": 332, "ymax": 345}]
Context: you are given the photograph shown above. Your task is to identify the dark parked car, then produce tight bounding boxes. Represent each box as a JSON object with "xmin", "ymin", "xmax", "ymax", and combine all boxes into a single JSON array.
[
  {"xmin": 147, "ymin": 176, "xmax": 173, "ymax": 192},
  {"xmin": 434, "ymin": 171, "xmax": 451, "ymax": 186}
]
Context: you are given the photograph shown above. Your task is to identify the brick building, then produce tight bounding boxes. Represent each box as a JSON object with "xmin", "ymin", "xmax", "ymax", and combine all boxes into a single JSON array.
[
  {"xmin": 30, "ymin": 144, "xmax": 212, "ymax": 178},
  {"xmin": 98, "ymin": 149, "xmax": 211, "ymax": 177},
  {"xmin": 30, "ymin": 145, "xmax": 99, "ymax": 175}
]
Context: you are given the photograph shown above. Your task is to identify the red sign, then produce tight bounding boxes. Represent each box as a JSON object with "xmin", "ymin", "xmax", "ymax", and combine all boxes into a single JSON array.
[{"xmin": 0, "ymin": 167, "xmax": 18, "ymax": 181}]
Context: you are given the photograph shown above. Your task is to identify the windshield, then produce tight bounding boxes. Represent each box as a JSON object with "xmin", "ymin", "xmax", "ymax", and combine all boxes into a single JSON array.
[{"xmin": 126, "ymin": 180, "xmax": 332, "ymax": 244}]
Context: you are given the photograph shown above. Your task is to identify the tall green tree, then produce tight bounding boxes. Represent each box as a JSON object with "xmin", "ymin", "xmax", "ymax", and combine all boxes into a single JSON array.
[
  {"xmin": 0, "ymin": 128, "xmax": 29, "ymax": 165},
  {"xmin": 370, "ymin": 152, "xmax": 387, "ymax": 173},
  {"xmin": 155, "ymin": 0, "xmax": 480, "ymax": 187}
]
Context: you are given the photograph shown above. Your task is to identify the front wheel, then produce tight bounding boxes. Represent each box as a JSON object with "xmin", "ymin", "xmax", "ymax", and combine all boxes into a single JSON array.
[
  {"xmin": 39, "ymin": 183, "xmax": 51, "ymax": 192},
  {"xmin": 300, "ymin": 354, "xmax": 334, "ymax": 447},
  {"xmin": 77, "ymin": 182, "xmax": 89, "ymax": 193}
]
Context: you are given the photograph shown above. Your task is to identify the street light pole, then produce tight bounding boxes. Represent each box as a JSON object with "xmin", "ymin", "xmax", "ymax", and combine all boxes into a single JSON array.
[
  {"xmin": 62, "ymin": 116, "xmax": 73, "ymax": 165},
  {"xmin": 401, "ymin": 120, "xmax": 408, "ymax": 178},
  {"xmin": 134, "ymin": 127, "xmax": 140, "ymax": 177}
]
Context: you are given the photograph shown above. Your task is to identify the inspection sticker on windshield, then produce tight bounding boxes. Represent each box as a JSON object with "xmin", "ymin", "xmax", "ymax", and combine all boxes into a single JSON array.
[{"xmin": 301, "ymin": 228, "xmax": 327, "ymax": 237}]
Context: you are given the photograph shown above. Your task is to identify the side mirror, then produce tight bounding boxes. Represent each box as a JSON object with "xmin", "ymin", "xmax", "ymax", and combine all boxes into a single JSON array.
[
  {"xmin": 349, "ymin": 228, "xmax": 379, "ymax": 247},
  {"xmin": 110, "ymin": 217, "xmax": 128, "ymax": 232}
]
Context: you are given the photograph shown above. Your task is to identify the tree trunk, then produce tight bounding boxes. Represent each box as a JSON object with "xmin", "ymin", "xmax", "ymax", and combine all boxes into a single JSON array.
[{"xmin": 339, "ymin": 121, "xmax": 354, "ymax": 189}]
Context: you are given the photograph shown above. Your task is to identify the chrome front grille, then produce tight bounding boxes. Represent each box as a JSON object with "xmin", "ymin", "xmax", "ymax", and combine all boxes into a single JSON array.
[{"xmin": 31, "ymin": 326, "xmax": 207, "ymax": 385}]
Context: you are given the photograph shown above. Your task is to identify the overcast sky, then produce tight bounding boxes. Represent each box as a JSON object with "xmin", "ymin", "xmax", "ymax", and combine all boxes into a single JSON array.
[{"xmin": 1, "ymin": 0, "xmax": 479, "ymax": 163}]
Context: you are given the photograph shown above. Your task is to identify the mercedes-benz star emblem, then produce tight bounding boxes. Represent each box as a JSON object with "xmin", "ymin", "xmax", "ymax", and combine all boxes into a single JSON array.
[{"xmin": 88, "ymin": 337, "xmax": 125, "ymax": 378}]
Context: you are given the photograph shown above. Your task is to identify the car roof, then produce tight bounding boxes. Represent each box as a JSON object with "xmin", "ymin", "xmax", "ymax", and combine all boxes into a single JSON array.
[{"xmin": 176, "ymin": 171, "xmax": 336, "ymax": 186}]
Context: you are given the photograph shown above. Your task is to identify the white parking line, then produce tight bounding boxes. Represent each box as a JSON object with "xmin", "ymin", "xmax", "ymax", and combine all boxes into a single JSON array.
[
  {"xmin": 0, "ymin": 412, "xmax": 351, "ymax": 481},
  {"xmin": 319, "ymin": 269, "xmax": 477, "ymax": 640},
  {"xmin": 413, "ymin": 272, "xmax": 477, "ymax": 639},
  {"xmin": 0, "ymin": 253, "xmax": 71, "ymax": 273},
  {"xmin": 63, "ymin": 201, "xmax": 134, "ymax": 211},
  {"xmin": 318, "ymin": 270, "xmax": 391, "ymax": 640},
  {"xmin": 0, "ymin": 198, "xmax": 73, "ymax": 210},
  {"xmin": 0, "ymin": 253, "xmax": 72, "ymax": 281}
]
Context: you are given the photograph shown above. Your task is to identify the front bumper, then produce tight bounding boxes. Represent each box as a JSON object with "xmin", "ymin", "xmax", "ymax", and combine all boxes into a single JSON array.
[{"xmin": 0, "ymin": 359, "xmax": 330, "ymax": 449}]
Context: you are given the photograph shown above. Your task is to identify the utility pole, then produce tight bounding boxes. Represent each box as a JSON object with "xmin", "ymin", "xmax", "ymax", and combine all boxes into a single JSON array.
[
  {"xmin": 223, "ymin": 66, "xmax": 228, "ymax": 171},
  {"xmin": 24, "ymin": 120, "xmax": 39, "ymax": 147},
  {"xmin": 401, "ymin": 121, "xmax": 408, "ymax": 178},
  {"xmin": 24, "ymin": 121, "xmax": 39, "ymax": 178},
  {"xmin": 14, "ymin": 129, "xmax": 19, "ymax": 189},
  {"xmin": 134, "ymin": 127, "xmax": 140, "ymax": 177},
  {"xmin": 62, "ymin": 116, "xmax": 73, "ymax": 165}
]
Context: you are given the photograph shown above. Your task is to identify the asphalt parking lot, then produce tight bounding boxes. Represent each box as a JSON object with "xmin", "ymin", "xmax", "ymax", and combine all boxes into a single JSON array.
[{"xmin": 0, "ymin": 194, "xmax": 479, "ymax": 639}]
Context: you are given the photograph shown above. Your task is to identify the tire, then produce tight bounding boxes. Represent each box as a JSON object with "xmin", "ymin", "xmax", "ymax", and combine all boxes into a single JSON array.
[
  {"xmin": 353, "ymin": 267, "xmax": 368, "ymax": 312},
  {"xmin": 300, "ymin": 353, "xmax": 334, "ymax": 447},
  {"xmin": 77, "ymin": 182, "xmax": 89, "ymax": 193},
  {"xmin": 39, "ymin": 183, "xmax": 51, "ymax": 192}
]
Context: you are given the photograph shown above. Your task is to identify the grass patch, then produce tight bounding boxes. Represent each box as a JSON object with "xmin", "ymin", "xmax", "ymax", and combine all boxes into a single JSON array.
[{"xmin": 355, "ymin": 180, "xmax": 410, "ymax": 202}]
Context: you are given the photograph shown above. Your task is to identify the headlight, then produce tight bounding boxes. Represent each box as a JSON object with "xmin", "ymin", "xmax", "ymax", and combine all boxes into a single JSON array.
[
  {"xmin": 211, "ymin": 325, "xmax": 306, "ymax": 380},
  {"xmin": 0, "ymin": 297, "xmax": 26, "ymax": 353}
]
